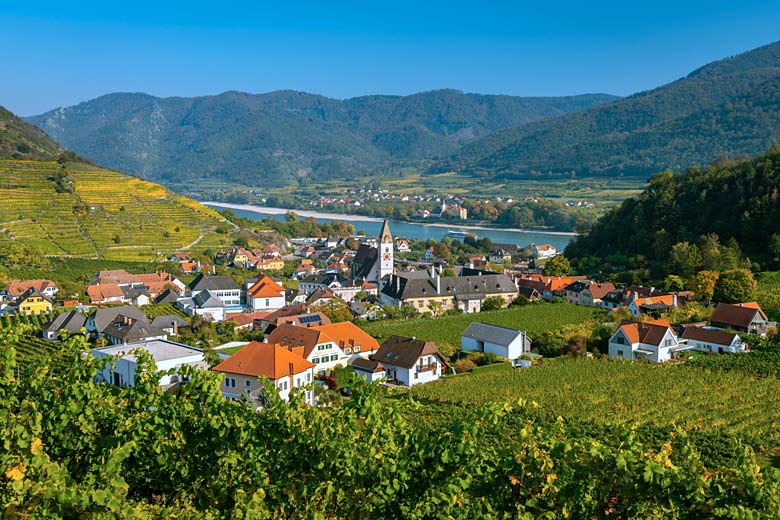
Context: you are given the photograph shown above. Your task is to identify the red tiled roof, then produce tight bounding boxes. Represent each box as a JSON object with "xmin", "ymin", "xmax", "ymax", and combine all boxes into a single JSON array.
[{"xmin": 212, "ymin": 342, "xmax": 313, "ymax": 379}]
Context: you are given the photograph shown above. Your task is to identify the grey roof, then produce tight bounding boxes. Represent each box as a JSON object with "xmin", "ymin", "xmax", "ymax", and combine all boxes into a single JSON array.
[
  {"xmin": 382, "ymin": 273, "xmax": 517, "ymax": 301},
  {"xmin": 300, "ymin": 272, "xmax": 352, "ymax": 287},
  {"xmin": 17, "ymin": 288, "xmax": 53, "ymax": 304},
  {"xmin": 352, "ymin": 243, "xmax": 378, "ymax": 279},
  {"xmin": 192, "ymin": 290, "xmax": 225, "ymax": 309},
  {"xmin": 91, "ymin": 306, "xmax": 148, "ymax": 333},
  {"xmin": 564, "ymin": 281, "xmax": 589, "ymax": 293},
  {"xmin": 155, "ymin": 288, "xmax": 179, "ymax": 305},
  {"xmin": 461, "ymin": 322, "xmax": 526, "ymax": 347},
  {"xmin": 103, "ymin": 315, "xmax": 161, "ymax": 342},
  {"xmin": 121, "ymin": 285, "xmax": 151, "ymax": 300},
  {"xmin": 43, "ymin": 311, "xmax": 86, "ymax": 334},
  {"xmin": 151, "ymin": 315, "xmax": 190, "ymax": 329},
  {"xmin": 351, "ymin": 357, "xmax": 386, "ymax": 373},
  {"xmin": 189, "ymin": 274, "xmax": 238, "ymax": 292}
]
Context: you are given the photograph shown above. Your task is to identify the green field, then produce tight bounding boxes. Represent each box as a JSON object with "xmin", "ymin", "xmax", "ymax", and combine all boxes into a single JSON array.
[
  {"xmin": 410, "ymin": 358, "xmax": 780, "ymax": 445},
  {"xmin": 0, "ymin": 160, "xmax": 236, "ymax": 261},
  {"xmin": 360, "ymin": 302, "xmax": 602, "ymax": 349}
]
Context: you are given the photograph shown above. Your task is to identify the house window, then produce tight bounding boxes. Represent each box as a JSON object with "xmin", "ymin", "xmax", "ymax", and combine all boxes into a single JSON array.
[
  {"xmin": 306, "ymin": 373, "xmax": 311, "ymax": 382},
  {"xmin": 265, "ymin": 299, "xmax": 270, "ymax": 306},
  {"xmin": 414, "ymin": 373, "xmax": 418, "ymax": 379},
  {"xmin": 615, "ymin": 336, "xmax": 625, "ymax": 345},
  {"xmin": 418, "ymin": 300, "xmax": 424, "ymax": 308},
  {"xmin": 225, "ymin": 377, "xmax": 236, "ymax": 388},
  {"xmin": 312, "ymin": 357, "xmax": 319, "ymax": 364},
  {"xmin": 617, "ymin": 350, "xmax": 623, "ymax": 357},
  {"xmin": 244, "ymin": 380, "xmax": 251, "ymax": 389},
  {"xmin": 330, "ymin": 354, "xmax": 338, "ymax": 361},
  {"xmin": 279, "ymin": 380, "xmax": 288, "ymax": 391},
  {"xmin": 345, "ymin": 347, "xmax": 352, "ymax": 354},
  {"xmin": 354, "ymin": 346, "xmax": 360, "ymax": 353}
]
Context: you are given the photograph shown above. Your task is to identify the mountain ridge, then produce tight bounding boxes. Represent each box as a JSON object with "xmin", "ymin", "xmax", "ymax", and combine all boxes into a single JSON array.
[
  {"xmin": 27, "ymin": 89, "xmax": 618, "ymax": 186},
  {"xmin": 432, "ymin": 40, "xmax": 780, "ymax": 179}
]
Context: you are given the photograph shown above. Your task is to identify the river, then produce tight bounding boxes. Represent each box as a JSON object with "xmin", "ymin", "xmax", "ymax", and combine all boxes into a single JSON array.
[{"xmin": 204, "ymin": 202, "xmax": 575, "ymax": 250}]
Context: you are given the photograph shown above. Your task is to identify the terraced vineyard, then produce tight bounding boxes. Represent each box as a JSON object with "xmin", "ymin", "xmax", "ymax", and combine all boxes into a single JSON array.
[
  {"xmin": 0, "ymin": 315, "xmax": 71, "ymax": 366},
  {"xmin": 0, "ymin": 160, "xmax": 235, "ymax": 261},
  {"xmin": 411, "ymin": 358, "xmax": 780, "ymax": 444}
]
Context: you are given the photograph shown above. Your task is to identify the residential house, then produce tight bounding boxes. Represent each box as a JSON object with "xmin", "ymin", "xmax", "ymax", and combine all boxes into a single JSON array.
[
  {"xmin": 306, "ymin": 287, "xmax": 336, "ymax": 306},
  {"xmin": 461, "ymin": 322, "xmax": 532, "ymax": 360},
  {"xmin": 2, "ymin": 279, "xmax": 58, "ymax": 301},
  {"xmin": 626, "ymin": 294, "xmax": 680, "ymax": 317},
  {"xmin": 87, "ymin": 306, "xmax": 149, "ymax": 336},
  {"xmin": 267, "ymin": 321, "xmax": 379, "ymax": 376},
  {"xmin": 150, "ymin": 315, "xmax": 190, "ymax": 337},
  {"xmin": 564, "ymin": 281, "xmax": 590, "ymax": 305},
  {"xmin": 380, "ymin": 270, "xmax": 518, "ymax": 314},
  {"xmin": 177, "ymin": 290, "xmax": 226, "ymax": 322},
  {"xmin": 371, "ymin": 335, "xmax": 449, "ymax": 386},
  {"xmin": 188, "ymin": 274, "xmax": 241, "ymax": 311},
  {"xmin": 608, "ymin": 319, "xmax": 682, "ymax": 363},
  {"xmin": 580, "ymin": 282, "xmax": 616, "ymax": 307},
  {"xmin": 212, "ymin": 342, "xmax": 315, "ymax": 405},
  {"xmin": 102, "ymin": 314, "xmax": 167, "ymax": 345},
  {"xmin": 298, "ymin": 273, "xmax": 365, "ymax": 303},
  {"xmin": 245, "ymin": 275, "xmax": 286, "ymax": 311},
  {"xmin": 395, "ymin": 239, "xmax": 411, "ymax": 252},
  {"xmin": 530, "ymin": 244, "xmax": 557, "ymax": 259},
  {"xmin": 42, "ymin": 311, "xmax": 86, "ymax": 340},
  {"xmin": 121, "ymin": 286, "xmax": 152, "ymax": 306},
  {"xmin": 710, "ymin": 302, "xmax": 775, "ymax": 337},
  {"xmin": 93, "ymin": 339, "xmax": 206, "ymax": 388},
  {"xmin": 10, "ymin": 288, "xmax": 53, "ymax": 316},
  {"xmin": 680, "ymin": 326, "xmax": 745, "ymax": 354}
]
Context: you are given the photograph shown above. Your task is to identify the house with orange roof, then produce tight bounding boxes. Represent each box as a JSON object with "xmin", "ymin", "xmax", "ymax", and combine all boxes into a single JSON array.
[
  {"xmin": 86, "ymin": 283, "xmax": 125, "ymax": 305},
  {"xmin": 530, "ymin": 243, "xmax": 557, "ymax": 259},
  {"xmin": 212, "ymin": 342, "xmax": 315, "ymax": 405},
  {"xmin": 608, "ymin": 319, "xmax": 682, "ymax": 363},
  {"xmin": 626, "ymin": 294, "xmax": 681, "ymax": 317},
  {"xmin": 2, "ymin": 279, "xmax": 59, "ymax": 301},
  {"xmin": 245, "ymin": 275, "xmax": 286, "ymax": 311},
  {"xmin": 267, "ymin": 321, "xmax": 378, "ymax": 376}
]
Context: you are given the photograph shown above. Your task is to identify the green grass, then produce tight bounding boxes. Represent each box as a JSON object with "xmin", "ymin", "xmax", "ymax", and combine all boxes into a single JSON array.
[
  {"xmin": 360, "ymin": 302, "xmax": 601, "ymax": 349},
  {"xmin": 410, "ymin": 357, "xmax": 780, "ymax": 444}
]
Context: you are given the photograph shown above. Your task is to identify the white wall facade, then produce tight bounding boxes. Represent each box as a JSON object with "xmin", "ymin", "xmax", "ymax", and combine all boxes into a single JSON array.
[
  {"xmin": 249, "ymin": 295, "xmax": 285, "ymax": 311},
  {"xmin": 461, "ymin": 335, "xmax": 527, "ymax": 359}
]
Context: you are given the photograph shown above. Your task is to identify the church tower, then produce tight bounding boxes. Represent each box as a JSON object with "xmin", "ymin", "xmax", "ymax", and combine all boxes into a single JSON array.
[{"xmin": 378, "ymin": 219, "xmax": 393, "ymax": 280}]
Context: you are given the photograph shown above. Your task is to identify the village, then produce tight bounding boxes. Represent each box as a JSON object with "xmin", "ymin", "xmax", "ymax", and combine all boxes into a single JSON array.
[{"xmin": 0, "ymin": 219, "xmax": 775, "ymax": 407}]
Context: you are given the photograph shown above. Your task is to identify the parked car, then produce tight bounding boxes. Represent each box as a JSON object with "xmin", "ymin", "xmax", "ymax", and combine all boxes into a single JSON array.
[{"xmin": 512, "ymin": 358, "xmax": 532, "ymax": 369}]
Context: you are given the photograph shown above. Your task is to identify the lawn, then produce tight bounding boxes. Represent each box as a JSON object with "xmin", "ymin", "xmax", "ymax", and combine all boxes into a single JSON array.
[{"xmin": 360, "ymin": 302, "xmax": 602, "ymax": 349}]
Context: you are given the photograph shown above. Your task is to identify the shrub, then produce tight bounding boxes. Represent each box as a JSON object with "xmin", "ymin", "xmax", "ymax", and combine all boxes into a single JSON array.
[
  {"xmin": 477, "ymin": 352, "xmax": 498, "ymax": 366},
  {"xmin": 453, "ymin": 358, "xmax": 476, "ymax": 373}
]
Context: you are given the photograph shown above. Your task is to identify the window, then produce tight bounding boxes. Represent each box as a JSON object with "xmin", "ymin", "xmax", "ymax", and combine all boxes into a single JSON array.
[
  {"xmin": 225, "ymin": 377, "xmax": 236, "ymax": 388},
  {"xmin": 418, "ymin": 300, "xmax": 424, "ymax": 308},
  {"xmin": 354, "ymin": 346, "xmax": 360, "ymax": 353},
  {"xmin": 414, "ymin": 373, "xmax": 418, "ymax": 379},
  {"xmin": 296, "ymin": 378, "xmax": 301, "ymax": 387},
  {"xmin": 312, "ymin": 357, "xmax": 319, "ymax": 364},
  {"xmin": 279, "ymin": 380, "xmax": 288, "ymax": 391},
  {"xmin": 244, "ymin": 380, "xmax": 251, "ymax": 388},
  {"xmin": 306, "ymin": 373, "xmax": 311, "ymax": 382},
  {"xmin": 344, "ymin": 347, "xmax": 352, "ymax": 354},
  {"xmin": 265, "ymin": 299, "xmax": 269, "ymax": 306},
  {"xmin": 330, "ymin": 354, "xmax": 338, "ymax": 361},
  {"xmin": 615, "ymin": 336, "xmax": 625, "ymax": 345},
  {"xmin": 617, "ymin": 350, "xmax": 623, "ymax": 357}
]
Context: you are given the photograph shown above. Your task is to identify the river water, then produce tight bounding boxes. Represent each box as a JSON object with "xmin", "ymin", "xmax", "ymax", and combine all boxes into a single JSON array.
[{"xmin": 204, "ymin": 202, "xmax": 575, "ymax": 250}]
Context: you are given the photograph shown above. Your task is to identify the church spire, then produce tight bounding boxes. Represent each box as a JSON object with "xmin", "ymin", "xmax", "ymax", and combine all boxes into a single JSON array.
[{"xmin": 379, "ymin": 219, "xmax": 392, "ymax": 244}]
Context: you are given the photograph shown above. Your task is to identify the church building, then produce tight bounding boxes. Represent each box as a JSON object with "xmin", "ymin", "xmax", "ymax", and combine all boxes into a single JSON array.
[{"xmin": 352, "ymin": 220, "xmax": 394, "ymax": 284}]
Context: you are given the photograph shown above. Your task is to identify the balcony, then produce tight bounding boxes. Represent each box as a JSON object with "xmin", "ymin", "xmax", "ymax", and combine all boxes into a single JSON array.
[{"xmin": 416, "ymin": 363, "xmax": 438, "ymax": 373}]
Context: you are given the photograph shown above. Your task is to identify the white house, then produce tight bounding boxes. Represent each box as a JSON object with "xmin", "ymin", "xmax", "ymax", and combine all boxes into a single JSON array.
[
  {"xmin": 530, "ymin": 244, "xmax": 557, "ymax": 259},
  {"xmin": 680, "ymin": 326, "xmax": 744, "ymax": 354},
  {"xmin": 245, "ymin": 275, "xmax": 286, "ymax": 311},
  {"xmin": 212, "ymin": 341, "xmax": 315, "ymax": 405},
  {"xmin": 92, "ymin": 339, "xmax": 206, "ymax": 388},
  {"xmin": 267, "ymin": 322, "xmax": 380, "ymax": 377},
  {"xmin": 188, "ymin": 274, "xmax": 241, "ymax": 311},
  {"xmin": 461, "ymin": 322, "xmax": 532, "ymax": 360},
  {"xmin": 177, "ymin": 290, "xmax": 226, "ymax": 322},
  {"xmin": 608, "ymin": 319, "xmax": 682, "ymax": 363},
  {"xmin": 372, "ymin": 335, "xmax": 449, "ymax": 386}
]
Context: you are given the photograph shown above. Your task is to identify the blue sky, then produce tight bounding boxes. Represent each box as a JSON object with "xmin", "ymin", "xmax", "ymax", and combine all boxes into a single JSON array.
[{"xmin": 2, "ymin": 0, "xmax": 779, "ymax": 115}]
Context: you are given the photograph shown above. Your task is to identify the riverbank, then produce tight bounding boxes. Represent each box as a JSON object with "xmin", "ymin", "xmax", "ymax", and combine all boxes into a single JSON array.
[{"xmin": 202, "ymin": 202, "xmax": 579, "ymax": 237}]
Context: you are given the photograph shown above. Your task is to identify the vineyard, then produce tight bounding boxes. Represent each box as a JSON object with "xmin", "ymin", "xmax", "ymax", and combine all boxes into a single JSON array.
[
  {"xmin": 410, "ymin": 357, "xmax": 780, "ymax": 445},
  {"xmin": 0, "ymin": 160, "xmax": 235, "ymax": 261},
  {"xmin": 141, "ymin": 304, "xmax": 189, "ymax": 319},
  {"xmin": 756, "ymin": 271, "xmax": 780, "ymax": 321},
  {"xmin": 360, "ymin": 302, "xmax": 601, "ymax": 348},
  {"xmin": 0, "ymin": 315, "xmax": 70, "ymax": 366},
  {"xmin": 687, "ymin": 349, "xmax": 780, "ymax": 378}
]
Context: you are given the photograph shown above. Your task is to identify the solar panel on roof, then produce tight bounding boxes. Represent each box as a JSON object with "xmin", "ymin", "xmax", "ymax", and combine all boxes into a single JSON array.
[{"xmin": 299, "ymin": 315, "xmax": 321, "ymax": 324}]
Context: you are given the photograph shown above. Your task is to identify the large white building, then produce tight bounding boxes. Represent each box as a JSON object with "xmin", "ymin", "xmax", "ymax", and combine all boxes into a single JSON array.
[
  {"xmin": 92, "ymin": 339, "xmax": 207, "ymax": 388},
  {"xmin": 351, "ymin": 220, "xmax": 394, "ymax": 284}
]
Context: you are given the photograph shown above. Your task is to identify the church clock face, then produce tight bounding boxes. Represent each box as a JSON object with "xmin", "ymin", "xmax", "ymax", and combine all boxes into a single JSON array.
[{"xmin": 383, "ymin": 252, "xmax": 391, "ymax": 261}]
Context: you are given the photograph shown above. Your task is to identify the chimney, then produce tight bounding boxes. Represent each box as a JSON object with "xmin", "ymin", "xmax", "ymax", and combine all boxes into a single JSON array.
[
  {"xmin": 395, "ymin": 275, "xmax": 401, "ymax": 293},
  {"xmin": 673, "ymin": 294, "xmax": 678, "ymax": 307},
  {"xmin": 172, "ymin": 320, "xmax": 178, "ymax": 335},
  {"xmin": 429, "ymin": 265, "xmax": 435, "ymax": 278},
  {"xmin": 436, "ymin": 273, "xmax": 441, "ymax": 294},
  {"xmin": 288, "ymin": 362, "xmax": 294, "ymax": 375}
]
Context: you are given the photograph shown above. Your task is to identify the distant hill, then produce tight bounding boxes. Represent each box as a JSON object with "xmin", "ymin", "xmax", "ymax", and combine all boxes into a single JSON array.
[
  {"xmin": 0, "ymin": 105, "xmax": 63, "ymax": 160},
  {"xmin": 433, "ymin": 41, "xmax": 780, "ymax": 179},
  {"xmin": 0, "ymin": 105, "xmax": 235, "ymax": 261},
  {"xmin": 564, "ymin": 147, "xmax": 780, "ymax": 264},
  {"xmin": 26, "ymin": 90, "xmax": 617, "ymax": 187}
]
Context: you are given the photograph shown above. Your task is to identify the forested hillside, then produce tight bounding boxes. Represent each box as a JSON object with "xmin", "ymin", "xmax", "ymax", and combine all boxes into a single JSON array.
[
  {"xmin": 433, "ymin": 40, "xmax": 780, "ymax": 179},
  {"xmin": 565, "ymin": 147, "xmax": 780, "ymax": 267},
  {"xmin": 26, "ymin": 90, "xmax": 616, "ymax": 187},
  {"xmin": 0, "ymin": 105, "xmax": 63, "ymax": 160}
]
